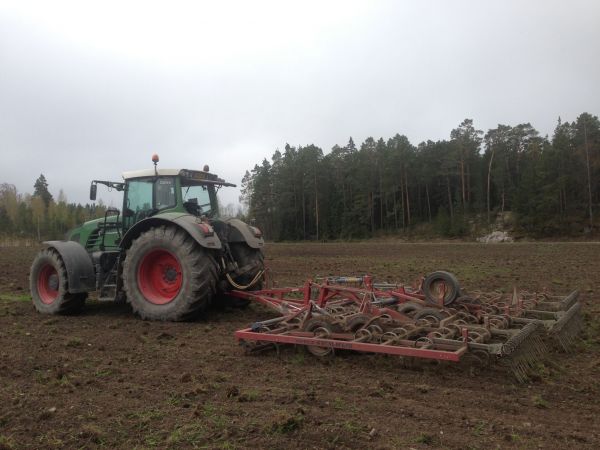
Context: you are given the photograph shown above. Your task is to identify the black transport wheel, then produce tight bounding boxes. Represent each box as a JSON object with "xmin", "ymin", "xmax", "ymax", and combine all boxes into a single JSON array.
[
  {"xmin": 226, "ymin": 243, "xmax": 265, "ymax": 307},
  {"xmin": 123, "ymin": 225, "xmax": 218, "ymax": 321},
  {"xmin": 30, "ymin": 248, "xmax": 86, "ymax": 314},
  {"xmin": 422, "ymin": 271, "xmax": 461, "ymax": 306}
]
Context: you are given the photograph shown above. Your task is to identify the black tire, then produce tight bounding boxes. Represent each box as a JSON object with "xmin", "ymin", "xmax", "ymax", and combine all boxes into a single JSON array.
[
  {"xmin": 345, "ymin": 313, "xmax": 372, "ymax": 332},
  {"xmin": 226, "ymin": 243, "xmax": 265, "ymax": 307},
  {"xmin": 422, "ymin": 271, "xmax": 461, "ymax": 306},
  {"xmin": 396, "ymin": 302, "xmax": 424, "ymax": 316},
  {"xmin": 122, "ymin": 225, "xmax": 218, "ymax": 321},
  {"xmin": 30, "ymin": 248, "xmax": 86, "ymax": 314}
]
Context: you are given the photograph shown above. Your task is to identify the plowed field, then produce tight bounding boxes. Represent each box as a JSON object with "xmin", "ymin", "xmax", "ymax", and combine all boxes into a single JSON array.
[{"xmin": 1, "ymin": 242, "xmax": 599, "ymax": 449}]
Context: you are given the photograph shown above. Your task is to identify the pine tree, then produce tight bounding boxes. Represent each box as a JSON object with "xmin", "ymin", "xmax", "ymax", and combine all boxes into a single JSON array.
[{"xmin": 33, "ymin": 174, "xmax": 53, "ymax": 207}]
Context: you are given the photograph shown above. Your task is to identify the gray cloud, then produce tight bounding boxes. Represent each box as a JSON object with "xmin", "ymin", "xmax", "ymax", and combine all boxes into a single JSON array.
[{"xmin": 1, "ymin": 0, "xmax": 599, "ymax": 208}]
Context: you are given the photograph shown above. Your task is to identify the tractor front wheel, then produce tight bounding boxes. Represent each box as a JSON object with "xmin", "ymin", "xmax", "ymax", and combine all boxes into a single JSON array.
[
  {"xmin": 30, "ymin": 248, "xmax": 86, "ymax": 314},
  {"xmin": 123, "ymin": 226, "xmax": 218, "ymax": 321}
]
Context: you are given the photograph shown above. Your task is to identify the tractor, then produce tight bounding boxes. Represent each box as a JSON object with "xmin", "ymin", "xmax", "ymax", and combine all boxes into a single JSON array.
[{"xmin": 29, "ymin": 155, "xmax": 265, "ymax": 321}]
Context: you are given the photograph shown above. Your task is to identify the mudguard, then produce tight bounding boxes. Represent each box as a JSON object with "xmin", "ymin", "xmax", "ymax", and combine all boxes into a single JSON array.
[
  {"xmin": 226, "ymin": 218, "xmax": 265, "ymax": 249},
  {"xmin": 120, "ymin": 213, "xmax": 222, "ymax": 250},
  {"xmin": 43, "ymin": 240, "xmax": 96, "ymax": 293}
]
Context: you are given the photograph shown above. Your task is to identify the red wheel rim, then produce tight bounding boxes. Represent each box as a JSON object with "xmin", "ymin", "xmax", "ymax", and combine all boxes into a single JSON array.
[
  {"xmin": 37, "ymin": 264, "xmax": 59, "ymax": 304},
  {"xmin": 137, "ymin": 249, "xmax": 183, "ymax": 305},
  {"xmin": 431, "ymin": 280, "xmax": 449, "ymax": 304}
]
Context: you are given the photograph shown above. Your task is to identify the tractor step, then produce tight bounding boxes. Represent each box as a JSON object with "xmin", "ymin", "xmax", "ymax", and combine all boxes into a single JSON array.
[{"xmin": 98, "ymin": 283, "xmax": 117, "ymax": 301}]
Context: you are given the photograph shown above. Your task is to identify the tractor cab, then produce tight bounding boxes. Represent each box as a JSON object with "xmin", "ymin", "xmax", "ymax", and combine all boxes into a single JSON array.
[
  {"xmin": 85, "ymin": 162, "xmax": 235, "ymax": 251},
  {"xmin": 118, "ymin": 167, "xmax": 234, "ymax": 229}
]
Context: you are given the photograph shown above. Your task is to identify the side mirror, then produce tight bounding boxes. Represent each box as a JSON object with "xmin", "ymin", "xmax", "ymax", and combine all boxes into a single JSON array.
[{"xmin": 90, "ymin": 183, "xmax": 97, "ymax": 201}]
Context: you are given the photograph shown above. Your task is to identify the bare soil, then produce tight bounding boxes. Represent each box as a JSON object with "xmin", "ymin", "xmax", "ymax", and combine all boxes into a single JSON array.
[{"xmin": 1, "ymin": 242, "xmax": 600, "ymax": 449}]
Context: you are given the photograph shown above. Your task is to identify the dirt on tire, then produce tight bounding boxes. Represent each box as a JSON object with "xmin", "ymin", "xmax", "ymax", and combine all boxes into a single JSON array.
[{"xmin": 1, "ymin": 241, "xmax": 600, "ymax": 449}]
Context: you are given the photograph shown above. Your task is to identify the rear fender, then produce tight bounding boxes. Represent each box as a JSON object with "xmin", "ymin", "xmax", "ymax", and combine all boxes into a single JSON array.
[
  {"xmin": 120, "ymin": 214, "xmax": 222, "ymax": 251},
  {"xmin": 43, "ymin": 241, "xmax": 95, "ymax": 293},
  {"xmin": 226, "ymin": 218, "xmax": 265, "ymax": 249}
]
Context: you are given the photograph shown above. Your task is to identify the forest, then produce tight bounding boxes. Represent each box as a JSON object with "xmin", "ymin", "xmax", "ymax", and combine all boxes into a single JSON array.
[
  {"xmin": 1, "ymin": 113, "xmax": 598, "ymax": 242},
  {"xmin": 241, "ymin": 113, "xmax": 600, "ymax": 240},
  {"xmin": 0, "ymin": 175, "xmax": 108, "ymax": 241}
]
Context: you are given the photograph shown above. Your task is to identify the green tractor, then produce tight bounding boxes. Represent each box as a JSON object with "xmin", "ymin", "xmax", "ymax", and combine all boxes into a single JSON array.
[{"xmin": 29, "ymin": 156, "xmax": 264, "ymax": 321}]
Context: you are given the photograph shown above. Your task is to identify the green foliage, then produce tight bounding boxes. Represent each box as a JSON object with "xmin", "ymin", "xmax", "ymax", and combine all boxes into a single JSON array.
[
  {"xmin": 33, "ymin": 174, "xmax": 53, "ymax": 207},
  {"xmin": 242, "ymin": 113, "xmax": 600, "ymax": 240},
  {"xmin": 0, "ymin": 177, "xmax": 107, "ymax": 240}
]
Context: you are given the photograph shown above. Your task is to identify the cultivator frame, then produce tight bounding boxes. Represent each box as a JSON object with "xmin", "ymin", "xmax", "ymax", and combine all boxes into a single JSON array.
[{"xmin": 232, "ymin": 274, "xmax": 583, "ymax": 381}]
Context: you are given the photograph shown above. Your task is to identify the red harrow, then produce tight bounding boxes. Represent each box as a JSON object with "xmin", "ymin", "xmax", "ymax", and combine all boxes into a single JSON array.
[{"xmin": 231, "ymin": 272, "xmax": 583, "ymax": 381}]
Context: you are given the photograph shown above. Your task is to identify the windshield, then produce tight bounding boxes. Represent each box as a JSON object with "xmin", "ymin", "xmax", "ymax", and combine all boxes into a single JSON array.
[
  {"xmin": 182, "ymin": 184, "xmax": 215, "ymax": 216},
  {"xmin": 124, "ymin": 177, "xmax": 176, "ymax": 227}
]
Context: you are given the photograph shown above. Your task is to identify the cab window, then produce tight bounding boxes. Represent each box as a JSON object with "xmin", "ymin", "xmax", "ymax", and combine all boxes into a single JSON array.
[{"xmin": 124, "ymin": 177, "xmax": 176, "ymax": 228}]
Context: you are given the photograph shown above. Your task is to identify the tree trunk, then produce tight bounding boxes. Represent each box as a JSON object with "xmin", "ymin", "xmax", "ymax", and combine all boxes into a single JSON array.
[
  {"xmin": 425, "ymin": 183, "xmax": 432, "ymax": 222},
  {"xmin": 400, "ymin": 174, "xmax": 406, "ymax": 230},
  {"xmin": 447, "ymin": 176, "xmax": 454, "ymax": 222},
  {"xmin": 302, "ymin": 187, "xmax": 306, "ymax": 240},
  {"xmin": 460, "ymin": 157, "xmax": 466, "ymax": 209},
  {"xmin": 314, "ymin": 169, "xmax": 319, "ymax": 241},
  {"xmin": 379, "ymin": 169, "xmax": 383, "ymax": 230},
  {"xmin": 466, "ymin": 162, "xmax": 471, "ymax": 206},
  {"xmin": 404, "ymin": 168, "xmax": 411, "ymax": 226},
  {"xmin": 417, "ymin": 183, "xmax": 422, "ymax": 221},
  {"xmin": 369, "ymin": 191, "xmax": 374, "ymax": 233},
  {"xmin": 487, "ymin": 148, "xmax": 495, "ymax": 224},
  {"xmin": 584, "ymin": 122, "xmax": 594, "ymax": 230},
  {"xmin": 393, "ymin": 186, "xmax": 398, "ymax": 230}
]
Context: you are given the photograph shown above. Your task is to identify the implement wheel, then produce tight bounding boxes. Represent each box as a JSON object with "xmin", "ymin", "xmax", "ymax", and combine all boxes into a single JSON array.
[
  {"xmin": 423, "ymin": 271, "xmax": 461, "ymax": 306},
  {"xmin": 123, "ymin": 225, "xmax": 218, "ymax": 321},
  {"xmin": 303, "ymin": 318, "xmax": 339, "ymax": 358},
  {"xmin": 30, "ymin": 249, "xmax": 86, "ymax": 314}
]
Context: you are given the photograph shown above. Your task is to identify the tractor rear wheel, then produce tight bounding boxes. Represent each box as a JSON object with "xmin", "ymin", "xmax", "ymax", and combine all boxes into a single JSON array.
[
  {"xmin": 30, "ymin": 248, "xmax": 86, "ymax": 314},
  {"xmin": 123, "ymin": 225, "xmax": 218, "ymax": 321}
]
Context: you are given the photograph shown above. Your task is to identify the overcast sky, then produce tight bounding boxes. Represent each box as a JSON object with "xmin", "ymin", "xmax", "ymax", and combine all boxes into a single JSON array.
[{"xmin": 1, "ymin": 0, "xmax": 599, "ymax": 208}]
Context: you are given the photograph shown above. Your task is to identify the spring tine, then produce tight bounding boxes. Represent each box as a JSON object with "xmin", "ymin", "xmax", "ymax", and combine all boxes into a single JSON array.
[
  {"xmin": 552, "ymin": 302, "xmax": 582, "ymax": 334},
  {"xmin": 559, "ymin": 290, "xmax": 580, "ymax": 311},
  {"xmin": 500, "ymin": 322, "xmax": 548, "ymax": 382},
  {"xmin": 551, "ymin": 303, "xmax": 583, "ymax": 351}
]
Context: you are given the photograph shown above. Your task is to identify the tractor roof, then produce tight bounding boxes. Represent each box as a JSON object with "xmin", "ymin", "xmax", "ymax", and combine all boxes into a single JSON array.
[
  {"xmin": 122, "ymin": 169, "xmax": 180, "ymax": 179},
  {"xmin": 121, "ymin": 169, "xmax": 235, "ymax": 187}
]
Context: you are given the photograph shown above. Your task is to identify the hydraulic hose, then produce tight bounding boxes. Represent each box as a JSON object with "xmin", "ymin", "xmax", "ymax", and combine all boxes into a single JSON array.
[{"xmin": 226, "ymin": 269, "xmax": 265, "ymax": 290}]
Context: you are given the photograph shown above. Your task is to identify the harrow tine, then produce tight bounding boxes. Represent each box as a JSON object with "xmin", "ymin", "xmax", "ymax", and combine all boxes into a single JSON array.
[
  {"xmin": 559, "ymin": 290, "xmax": 580, "ymax": 311},
  {"xmin": 535, "ymin": 289, "xmax": 579, "ymax": 312},
  {"xmin": 500, "ymin": 322, "xmax": 547, "ymax": 382},
  {"xmin": 550, "ymin": 302, "xmax": 583, "ymax": 351}
]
